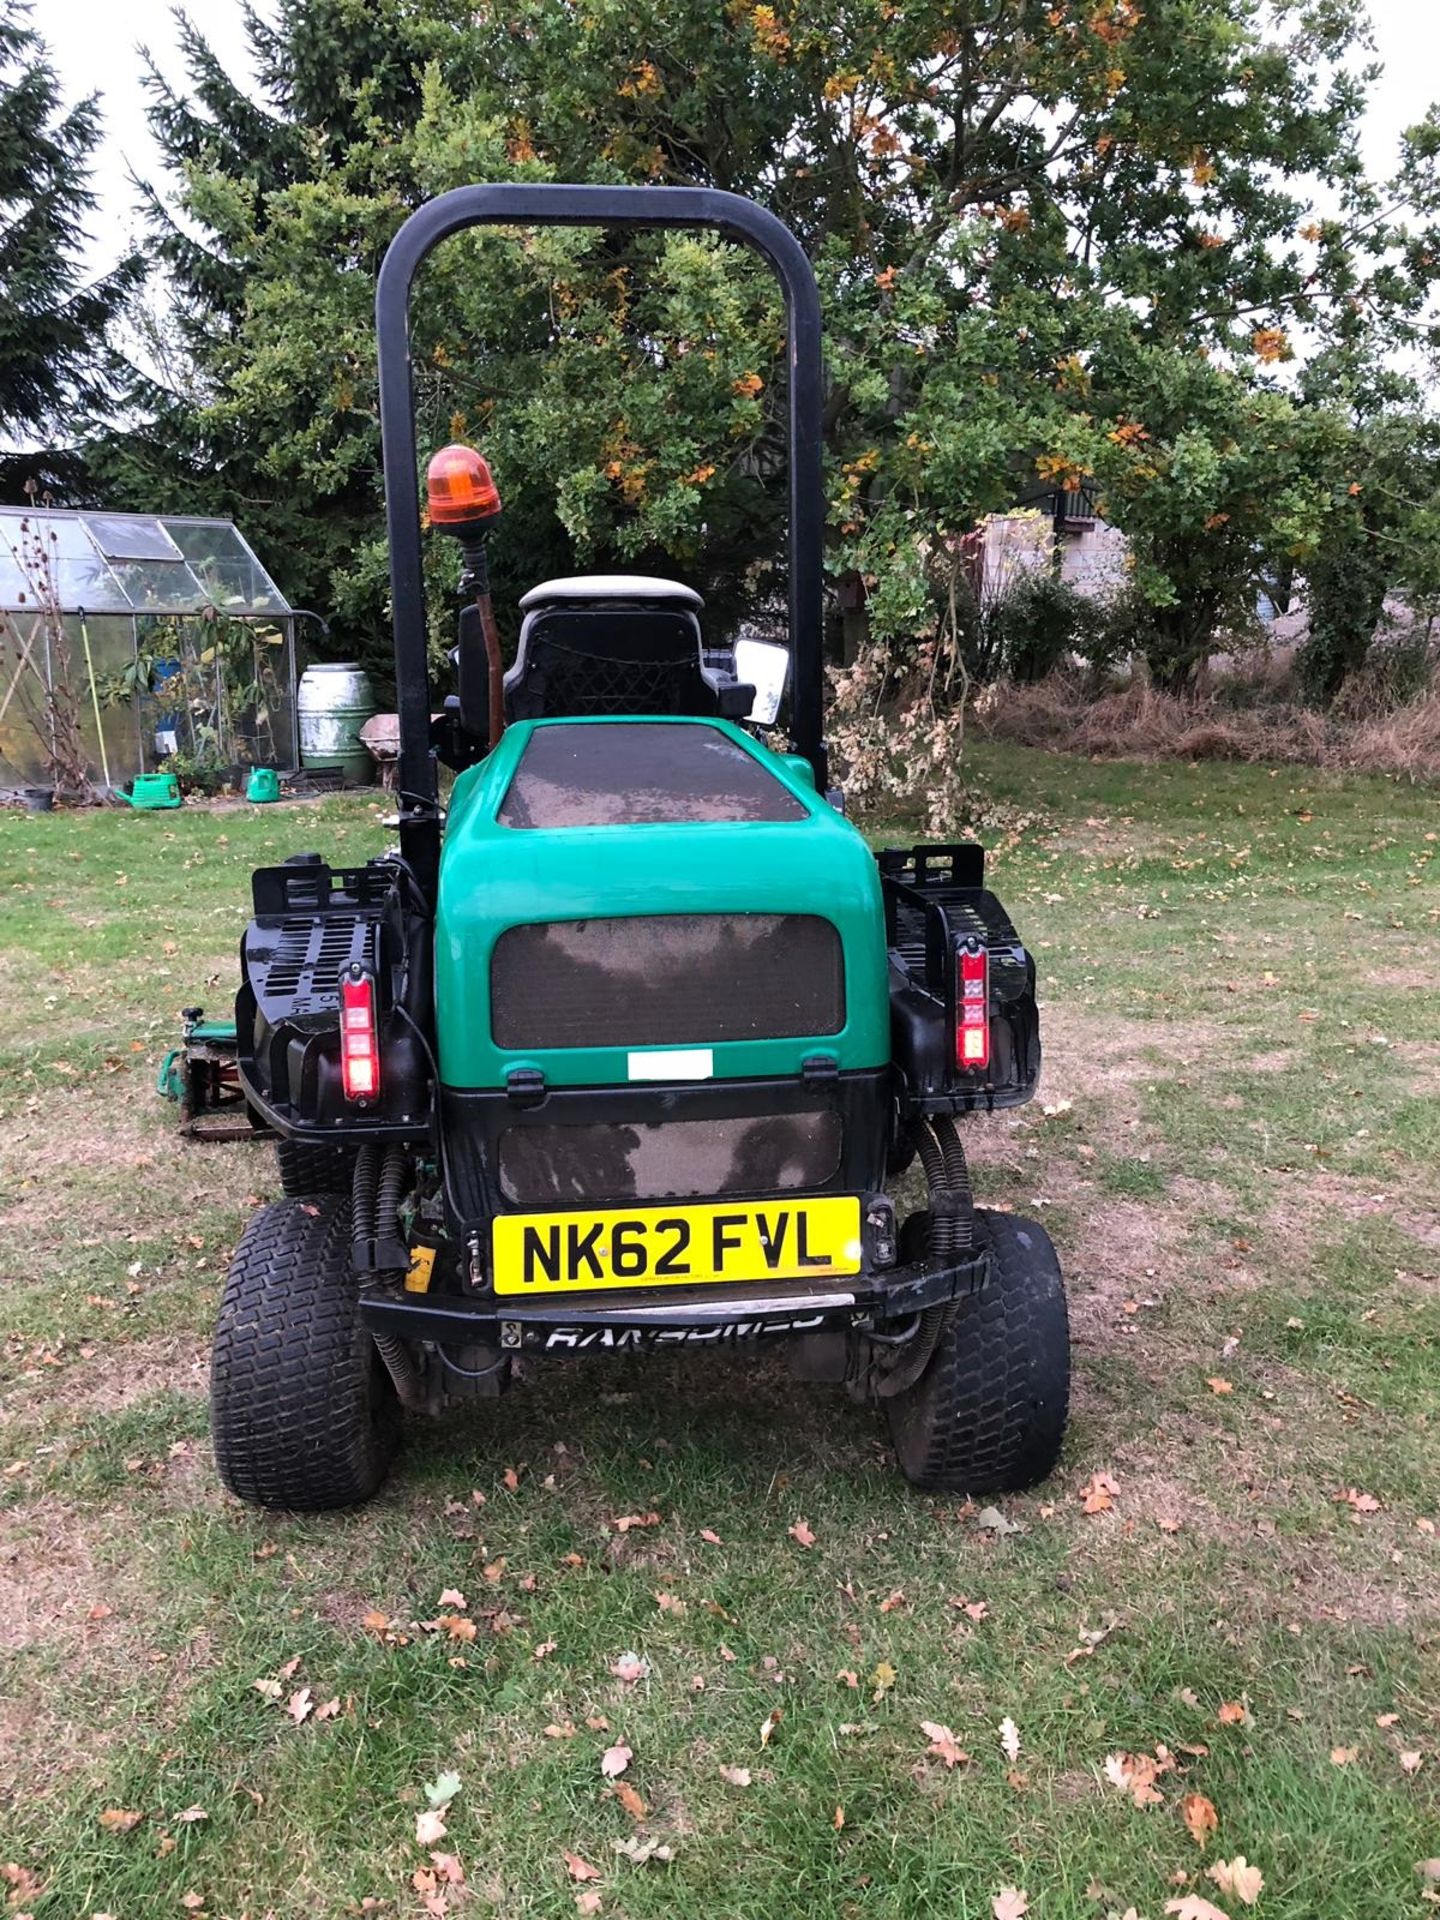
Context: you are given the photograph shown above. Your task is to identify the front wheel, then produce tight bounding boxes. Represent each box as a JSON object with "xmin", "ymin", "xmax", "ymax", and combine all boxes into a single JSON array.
[
  {"xmin": 211, "ymin": 1194, "xmax": 400, "ymax": 1510},
  {"xmin": 885, "ymin": 1209, "xmax": 1069, "ymax": 1494}
]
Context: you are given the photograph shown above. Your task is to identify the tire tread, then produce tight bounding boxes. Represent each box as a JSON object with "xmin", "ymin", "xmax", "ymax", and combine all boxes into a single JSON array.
[
  {"xmin": 886, "ymin": 1209, "xmax": 1069, "ymax": 1494},
  {"xmin": 211, "ymin": 1195, "xmax": 399, "ymax": 1510}
]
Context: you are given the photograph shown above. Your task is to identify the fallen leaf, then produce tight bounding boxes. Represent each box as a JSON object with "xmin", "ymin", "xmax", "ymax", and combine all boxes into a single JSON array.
[
  {"xmin": 759, "ymin": 1708, "xmax": 782, "ymax": 1749},
  {"xmin": 921, "ymin": 1720, "xmax": 970, "ymax": 1768},
  {"xmin": 611, "ymin": 1652, "xmax": 649, "ymax": 1684},
  {"xmin": 600, "ymin": 1742, "xmax": 631, "ymax": 1780},
  {"xmin": 879, "ymin": 1588, "xmax": 907, "ymax": 1613},
  {"xmin": 277, "ymin": 1655, "xmax": 302, "ymax": 1679},
  {"xmin": 1080, "ymin": 1471, "xmax": 1120, "ymax": 1514},
  {"xmin": 699, "ymin": 1528, "xmax": 722, "ymax": 1544},
  {"xmin": 438, "ymin": 1588, "xmax": 467, "ymax": 1610},
  {"xmin": 1217, "ymin": 1701, "xmax": 1249, "ymax": 1726},
  {"xmin": 252, "ymin": 1678, "xmax": 282, "ymax": 1701},
  {"xmin": 789, "ymin": 1519, "xmax": 816, "ymax": 1548},
  {"xmin": 574, "ymin": 1894, "xmax": 603, "ymax": 1916},
  {"xmin": 503, "ymin": 1467, "xmax": 520, "ymax": 1492},
  {"xmin": 586, "ymin": 1715, "xmax": 611, "ymax": 1732},
  {"xmin": 1376, "ymin": 1712, "xmax": 1400, "ymax": 1728},
  {"xmin": 1400, "ymin": 1751, "xmax": 1423, "ymax": 1775},
  {"xmin": 545, "ymin": 1722, "xmax": 577, "ymax": 1740},
  {"xmin": 1165, "ymin": 1899, "xmax": 1231, "ymax": 1920},
  {"xmin": 313, "ymin": 1697, "xmax": 341, "ymax": 1721},
  {"xmin": 614, "ymin": 1782, "xmax": 648, "ymax": 1820},
  {"xmin": 439, "ymin": 1614, "xmax": 477, "ymax": 1643},
  {"xmin": 836, "ymin": 1668, "xmax": 859, "ymax": 1689},
  {"xmin": 993, "ymin": 1888, "xmax": 1029, "ymax": 1920},
  {"xmin": 999, "ymin": 1717, "xmax": 1021, "ymax": 1764},
  {"xmin": 655, "ymin": 1591, "xmax": 686, "ymax": 1615},
  {"xmin": 719, "ymin": 1766, "xmax": 752, "ymax": 1788},
  {"xmin": 833, "ymin": 1804, "xmax": 845, "ymax": 1830},
  {"xmin": 613, "ymin": 1834, "xmax": 674, "ymax": 1866},
  {"xmin": 975, "ymin": 1505, "xmax": 1022, "ymax": 1535},
  {"xmin": 1330, "ymin": 1746, "xmax": 1359, "ymax": 1766},
  {"xmin": 1208, "ymin": 1856, "xmax": 1264, "ymax": 1906},
  {"xmin": 1416, "ymin": 1858, "xmax": 1440, "ymax": 1884},
  {"xmin": 426, "ymin": 1771, "xmax": 463, "ymax": 1809},
  {"xmin": 613, "ymin": 1512, "xmax": 660, "ymax": 1532},
  {"xmin": 1182, "ymin": 1792, "xmax": 1218, "ymax": 1847},
  {"xmin": 564, "ymin": 1850, "xmax": 602, "ymax": 1882},
  {"xmin": 286, "ymin": 1688, "xmax": 313, "ymax": 1725},
  {"xmin": 871, "ymin": 1660, "xmax": 897, "ymax": 1702},
  {"xmin": 482, "ymin": 1557, "xmax": 507, "ymax": 1583},
  {"xmin": 430, "ymin": 1851, "xmax": 466, "ymax": 1885},
  {"xmin": 415, "ymin": 1809, "xmax": 448, "ymax": 1846},
  {"xmin": 1206, "ymin": 1377, "xmax": 1234, "ymax": 1396},
  {"xmin": 98, "ymin": 1809, "xmax": 143, "ymax": 1833},
  {"xmin": 1104, "ymin": 1751, "xmax": 1166, "ymax": 1806},
  {"xmin": 1333, "ymin": 1487, "xmax": 1381, "ymax": 1513},
  {"xmin": 361, "ymin": 1609, "xmax": 391, "ymax": 1634}
]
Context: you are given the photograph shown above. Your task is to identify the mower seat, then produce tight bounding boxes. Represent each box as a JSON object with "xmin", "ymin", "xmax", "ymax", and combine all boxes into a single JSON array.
[{"xmin": 502, "ymin": 575, "xmax": 753, "ymax": 723}]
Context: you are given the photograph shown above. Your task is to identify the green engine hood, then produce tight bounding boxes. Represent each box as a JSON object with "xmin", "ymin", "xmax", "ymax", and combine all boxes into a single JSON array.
[{"xmin": 434, "ymin": 716, "xmax": 889, "ymax": 1089}]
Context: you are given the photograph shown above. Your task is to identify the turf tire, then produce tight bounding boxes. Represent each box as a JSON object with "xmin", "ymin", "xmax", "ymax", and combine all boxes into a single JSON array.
[
  {"xmin": 885, "ymin": 1208, "xmax": 1069, "ymax": 1494},
  {"xmin": 275, "ymin": 1137, "xmax": 357, "ymax": 1198},
  {"xmin": 211, "ymin": 1194, "xmax": 400, "ymax": 1510}
]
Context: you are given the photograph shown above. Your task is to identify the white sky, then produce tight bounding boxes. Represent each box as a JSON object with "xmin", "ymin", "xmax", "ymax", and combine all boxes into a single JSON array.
[{"xmin": 35, "ymin": 0, "xmax": 1440, "ymax": 273}]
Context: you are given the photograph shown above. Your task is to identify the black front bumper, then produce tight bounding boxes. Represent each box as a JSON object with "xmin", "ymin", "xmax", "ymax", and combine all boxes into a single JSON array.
[{"xmin": 359, "ymin": 1242, "xmax": 985, "ymax": 1351}]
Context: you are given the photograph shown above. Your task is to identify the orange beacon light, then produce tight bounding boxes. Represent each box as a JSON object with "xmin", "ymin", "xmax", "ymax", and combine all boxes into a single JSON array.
[{"xmin": 425, "ymin": 444, "xmax": 502, "ymax": 528}]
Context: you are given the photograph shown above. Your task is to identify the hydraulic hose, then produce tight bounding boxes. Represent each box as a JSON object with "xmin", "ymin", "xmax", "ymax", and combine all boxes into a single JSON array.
[
  {"xmin": 374, "ymin": 1331, "xmax": 429, "ymax": 1411},
  {"xmin": 377, "ymin": 1145, "xmax": 408, "ymax": 1247},
  {"xmin": 351, "ymin": 1144, "xmax": 380, "ymax": 1263}
]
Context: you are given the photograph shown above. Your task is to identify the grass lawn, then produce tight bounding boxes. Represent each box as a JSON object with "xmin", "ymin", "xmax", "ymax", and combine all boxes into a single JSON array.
[{"xmin": 1, "ymin": 747, "xmax": 1437, "ymax": 1920}]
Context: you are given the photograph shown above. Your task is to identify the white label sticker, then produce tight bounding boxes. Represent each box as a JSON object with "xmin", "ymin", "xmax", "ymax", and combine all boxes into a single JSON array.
[{"xmin": 627, "ymin": 1047, "xmax": 714, "ymax": 1082}]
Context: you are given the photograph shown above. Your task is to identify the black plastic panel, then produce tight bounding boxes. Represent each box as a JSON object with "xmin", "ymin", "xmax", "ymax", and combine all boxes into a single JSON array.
[
  {"xmin": 440, "ymin": 1069, "xmax": 893, "ymax": 1234},
  {"xmin": 499, "ymin": 722, "xmax": 805, "ymax": 829},
  {"xmin": 497, "ymin": 1110, "xmax": 843, "ymax": 1205},
  {"xmin": 490, "ymin": 913, "xmax": 844, "ymax": 1049}
]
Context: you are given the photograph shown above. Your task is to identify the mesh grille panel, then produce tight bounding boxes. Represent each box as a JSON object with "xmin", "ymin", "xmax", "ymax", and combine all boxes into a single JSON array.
[
  {"xmin": 490, "ymin": 914, "xmax": 844, "ymax": 1050},
  {"xmin": 498, "ymin": 1111, "xmax": 844, "ymax": 1205}
]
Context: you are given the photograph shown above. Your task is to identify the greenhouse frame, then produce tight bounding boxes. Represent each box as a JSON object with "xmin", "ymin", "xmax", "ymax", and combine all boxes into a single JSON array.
[{"xmin": 0, "ymin": 505, "xmax": 300, "ymax": 792}]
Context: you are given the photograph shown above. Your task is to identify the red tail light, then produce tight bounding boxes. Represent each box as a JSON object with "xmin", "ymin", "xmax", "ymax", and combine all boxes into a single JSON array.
[
  {"xmin": 340, "ymin": 967, "xmax": 380, "ymax": 1102},
  {"xmin": 956, "ymin": 938, "xmax": 990, "ymax": 1073}
]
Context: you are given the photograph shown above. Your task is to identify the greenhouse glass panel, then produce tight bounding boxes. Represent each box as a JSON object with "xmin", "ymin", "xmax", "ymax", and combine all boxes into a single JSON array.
[
  {"xmin": 106, "ymin": 559, "xmax": 208, "ymax": 611},
  {"xmin": 0, "ymin": 543, "xmax": 26, "ymax": 607},
  {"xmin": 0, "ymin": 511, "xmax": 129, "ymax": 612},
  {"xmin": 86, "ymin": 515, "xmax": 183, "ymax": 562},
  {"xmin": 165, "ymin": 520, "xmax": 288, "ymax": 613}
]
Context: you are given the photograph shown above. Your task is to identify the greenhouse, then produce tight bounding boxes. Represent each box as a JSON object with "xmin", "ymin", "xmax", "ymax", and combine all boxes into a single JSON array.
[{"xmin": 0, "ymin": 505, "xmax": 300, "ymax": 795}]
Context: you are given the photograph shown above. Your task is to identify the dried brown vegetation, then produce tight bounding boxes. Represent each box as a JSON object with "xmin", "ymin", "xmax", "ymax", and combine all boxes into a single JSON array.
[{"xmin": 974, "ymin": 672, "xmax": 1440, "ymax": 782}]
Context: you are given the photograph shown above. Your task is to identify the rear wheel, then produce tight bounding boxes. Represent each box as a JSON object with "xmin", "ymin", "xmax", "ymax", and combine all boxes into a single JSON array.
[
  {"xmin": 211, "ymin": 1194, "xmax": 400, "ymax": 1510},
  {"xmin": 885, "ymin": 1208, "xmax": 1069, "ymax": 1494},
  {"xmin": 275, "ymin": 1137, "xmax": 357, "ymax": 1197}
]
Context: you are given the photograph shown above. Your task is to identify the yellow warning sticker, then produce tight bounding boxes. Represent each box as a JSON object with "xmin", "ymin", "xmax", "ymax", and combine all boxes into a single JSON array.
[{"xmin": 405, "ymin": 1244, "xmax": 436, "ymax": 1293}]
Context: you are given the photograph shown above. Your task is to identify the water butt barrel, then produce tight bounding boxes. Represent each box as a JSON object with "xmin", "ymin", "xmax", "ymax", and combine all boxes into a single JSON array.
[{"xmin": 297, "ymin": 663, "xmax": 377, "ymax": 785}]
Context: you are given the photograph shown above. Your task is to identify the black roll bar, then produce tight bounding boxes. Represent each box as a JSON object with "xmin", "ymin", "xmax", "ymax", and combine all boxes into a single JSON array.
[{"xmin": 375, "ymin": 183, "xmax": 827, "ymax": 896}]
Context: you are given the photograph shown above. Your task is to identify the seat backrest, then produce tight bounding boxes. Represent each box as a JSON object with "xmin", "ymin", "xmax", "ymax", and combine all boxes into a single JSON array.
[{"xmin": 501, "ymin": 576, "xmax": 752, "ymax": 723}]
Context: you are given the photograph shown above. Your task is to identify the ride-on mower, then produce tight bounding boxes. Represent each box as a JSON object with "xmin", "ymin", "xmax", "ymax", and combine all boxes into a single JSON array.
[{"xmin": 212, "ymin": 184, "xmax": 1069, "ymax": 1511}]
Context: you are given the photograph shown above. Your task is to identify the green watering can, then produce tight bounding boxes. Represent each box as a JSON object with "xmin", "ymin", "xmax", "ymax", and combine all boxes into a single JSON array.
[
  {"xmin": 246, "ymin": 767, "xmax": 281, "ymax": 804},
  {"xmin": 123, "ymin": 772, "xmax": 182, "ymax": 810}
]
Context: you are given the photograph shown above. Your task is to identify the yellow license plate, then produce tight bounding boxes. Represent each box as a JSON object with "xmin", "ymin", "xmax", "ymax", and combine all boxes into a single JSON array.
[{"xmin": 492, "ymin": 1196, "xmax": 863, "ymax": 1296}]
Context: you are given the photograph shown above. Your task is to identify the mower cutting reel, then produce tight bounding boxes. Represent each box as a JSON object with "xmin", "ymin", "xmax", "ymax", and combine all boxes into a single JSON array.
[
  {"xmin": 158, "ymin": 1007, "xmax": 270, "ymax": 1141},
  {"xmin": 207, "ymin": 183, "xmax": 1071, "ymax": 1512}
]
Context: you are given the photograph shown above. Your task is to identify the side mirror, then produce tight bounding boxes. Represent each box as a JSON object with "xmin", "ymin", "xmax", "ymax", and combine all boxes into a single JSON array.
[{"xmin": 734, "ymin": 638, "xmax": 789, "ymax": 726}]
